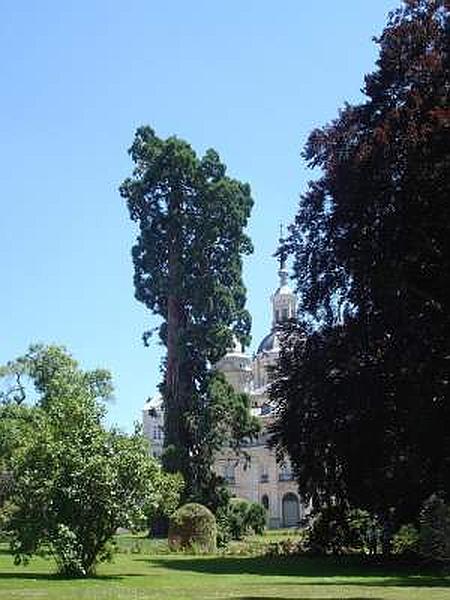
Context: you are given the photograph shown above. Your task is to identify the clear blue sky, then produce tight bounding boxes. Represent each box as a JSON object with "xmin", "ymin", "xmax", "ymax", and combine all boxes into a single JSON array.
[{"xmin": 1, "ymin": 0, "xmax": 399, "ymax": 431}]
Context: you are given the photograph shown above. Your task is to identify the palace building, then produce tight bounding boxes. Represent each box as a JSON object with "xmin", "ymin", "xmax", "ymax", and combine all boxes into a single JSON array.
[{"xmin": 143, "ymin": 255, "xmax": 306, "ymax": 528}]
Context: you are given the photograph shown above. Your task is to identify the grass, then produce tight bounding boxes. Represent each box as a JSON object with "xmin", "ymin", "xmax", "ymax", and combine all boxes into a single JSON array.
[
  {"xmin": 115, "ymin": 533, "xmax": 171, "ymax": 555},
  {"xmin": 0, "ymin": 533, "xmax": 449, "ymax": 600}
]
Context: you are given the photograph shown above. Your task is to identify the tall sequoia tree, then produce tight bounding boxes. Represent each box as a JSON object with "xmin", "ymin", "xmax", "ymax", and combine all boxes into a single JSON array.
[
  {"xmin": 120, "ymin": 128, "xmax": 258, "ymax": 502},
  {"xmin": 271, "ymin": 0, "xmax": 450, "ymax": 524}
]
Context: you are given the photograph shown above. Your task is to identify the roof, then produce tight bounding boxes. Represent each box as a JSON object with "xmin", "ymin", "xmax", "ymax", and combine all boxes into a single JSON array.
[
  {"xmin": 273, "ymin": 283, "xmax": 294, "ymax": 297},
  {"xmin": 256, "ymin": 331, "xmax": 279, "ymax": 354},
  {"xmin": 143, "ymin": 394, "xmax": 163, "ymax": 410}
]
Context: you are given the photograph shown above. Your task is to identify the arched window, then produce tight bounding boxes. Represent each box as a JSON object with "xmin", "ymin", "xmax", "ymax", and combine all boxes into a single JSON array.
[{"xmin": 261, "ymin": 494, "xmax": 269, "ymax": 511}]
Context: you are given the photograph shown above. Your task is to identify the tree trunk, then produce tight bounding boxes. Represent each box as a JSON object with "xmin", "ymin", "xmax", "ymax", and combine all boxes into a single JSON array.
[{"xmin": 163, "ymin": 186, "xmax": 191, "ymax": 482}]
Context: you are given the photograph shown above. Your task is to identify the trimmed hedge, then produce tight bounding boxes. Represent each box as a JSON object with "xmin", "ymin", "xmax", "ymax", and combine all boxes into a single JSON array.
[{"xmin": 168, "ymin": 503, "xmax": 216, "ymax": 553}]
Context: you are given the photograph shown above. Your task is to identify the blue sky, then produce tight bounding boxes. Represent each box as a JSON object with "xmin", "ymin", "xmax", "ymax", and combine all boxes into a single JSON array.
[{"xmin": 1, "ymin": 0, "xmax": 399, "ymax": 430}]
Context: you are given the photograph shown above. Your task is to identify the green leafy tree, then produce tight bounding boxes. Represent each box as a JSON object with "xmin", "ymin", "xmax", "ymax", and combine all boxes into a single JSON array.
[
  {"xmin": 0, "ymin": 345, "xmax": 168, "ymax": 576},
  {"xmin": 120, "ymin": 128, "xmax": 259, "ymax": 501},
  {"xmin": 271, "ymin": 0, "xmax": 450, "ymax": 525},
  {"xmin": 144, "ymin": 470, "xmax": 184, "ymax": 533}
]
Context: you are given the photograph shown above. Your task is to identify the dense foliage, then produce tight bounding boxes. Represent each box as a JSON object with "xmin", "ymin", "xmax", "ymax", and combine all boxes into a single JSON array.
[
  {"xmin": 0, "ymin": 345, "xmax": 169, "ymax": 576},
  {"xmin": 144, "ymin": 471, "xmax": 184, "ymax": 533},
  {"xmin": 392, "ymin": 495, "xmax": 450, "ymax": 564},
  {"xmin": 305, "ymin": 507, "xmax": 371, "ymax": 555},
  {"xmin": 120, "ymin": 128, "xmax": 259, "ymax": 501},
  {"xmin": 419, "ymin": 493, "xmax": 450, "ymax": 564},
  {"xmin": 168, "ymin": 503, "xmax": 217, "ymax": 553},
  {"xmin": 226, "ymin": 497, "xmax": 266, "ymax": 540},
  {"xmin": 392, "ymin": 524, "xmax": 420, "ymax": 557},
  {"xmin": 271, "ymin": 0, "xmax": 450, "ymax": 526}
]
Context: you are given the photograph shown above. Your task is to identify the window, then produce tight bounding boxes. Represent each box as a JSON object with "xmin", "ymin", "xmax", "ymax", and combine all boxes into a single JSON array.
[
  {"xmin": 260, "ymin": 464, "xmax": 269, "ymax": 483},
  {"xmin": 279, "ymin": 463, "xmax": 294, "ymax": 481},
  {"xmin": 261, "ymin": 403, "xmax": 271, "ymax": 415},
  {"xmin": 152, "ymin": 426, "xmax": 162, "ymax": 441},
  {"xmin": 224, "ymin": 462, "xmax": 236, "ymax": 484}
]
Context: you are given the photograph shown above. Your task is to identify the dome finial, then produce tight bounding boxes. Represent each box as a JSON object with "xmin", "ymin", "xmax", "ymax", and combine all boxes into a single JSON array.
[{"xmin": 278, "ymin": 223, "xmax": 288, "ymax": 286}]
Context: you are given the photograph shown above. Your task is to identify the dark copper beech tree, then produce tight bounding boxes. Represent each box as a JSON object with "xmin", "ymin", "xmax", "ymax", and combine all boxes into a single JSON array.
[{"xmin": 271, "ymin": 0, "xmax": 450, "ymax": 525}]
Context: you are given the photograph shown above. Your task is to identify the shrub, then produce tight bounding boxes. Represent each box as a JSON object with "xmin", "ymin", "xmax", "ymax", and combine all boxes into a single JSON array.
[
  {"xmin": 265, "ymin": 538, "xmax": 304, "ymax": 557},
  {"xmin": 347, "ymin": 509, "xmax": 372, "ymax": 551},
  {"xmin": 206, "ymin": 485, "xmax": 233, "ymax": 548},
  {"xmin": 419, "ymin": 494, "xmax": 450, "ymax": 564},
  {"xmin": 392, "ymin": 524, "xmax": 420, "ymax": 557},
  {"xmin": 225, "ymin": 498, "xmax": 267, "ymax": 540},
  {"xmin": 228, "ymin": 498, "xmax": 251, "ymax": 540},
  {"xmin": 215, "ymin": 506, "xmax": 232, "ymax": 548},
  {"xmin": 168, "ymin": 503, "xmax": 216, "ymax": 553},
  {"xmin": 246, "ymin": 502, "xmax": 266, "ymax": 535},
  {"xmin": 305, "ymin": 506, "xmax": 371, "ymax": 555}
]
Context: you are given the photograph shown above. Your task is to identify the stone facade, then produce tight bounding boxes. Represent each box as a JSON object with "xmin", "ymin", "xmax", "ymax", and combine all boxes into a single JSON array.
[
  {"xmin": 142, "ymin": 394, "xmax": 164, "ymax": 459},
  {"xmin": 142, "ymin": 258, "xmax": 306, "ymax": 528}
]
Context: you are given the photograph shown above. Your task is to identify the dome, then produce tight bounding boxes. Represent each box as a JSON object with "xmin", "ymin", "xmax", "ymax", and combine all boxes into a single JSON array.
[
  {"xmin": 274, "ymin": 283, "xmax": 294, "ymax": 297},
  {"xmin": 257, "ymin": 331, "xmax": 279, "ymax": 354}
]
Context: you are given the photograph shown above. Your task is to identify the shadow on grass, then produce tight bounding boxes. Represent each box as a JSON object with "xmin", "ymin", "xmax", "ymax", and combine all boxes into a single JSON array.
[
  {"xmin": 0, "ymin": 571, "xmax": 144, "ymax": 582},
  {"xmin": 146, "ymin": 556, "xmax": 450, "ymax": 589}
]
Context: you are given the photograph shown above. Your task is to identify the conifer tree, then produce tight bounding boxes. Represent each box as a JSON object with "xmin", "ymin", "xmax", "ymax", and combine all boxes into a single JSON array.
[{"xmin": 120, "ymin": 128, "xmax": 258, "ymax": 502}]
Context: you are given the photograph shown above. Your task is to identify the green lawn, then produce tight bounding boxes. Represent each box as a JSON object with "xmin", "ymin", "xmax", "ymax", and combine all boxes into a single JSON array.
[{"xmin": 0, "ymin": 537, "xmax": 449, "ymax": 600}]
